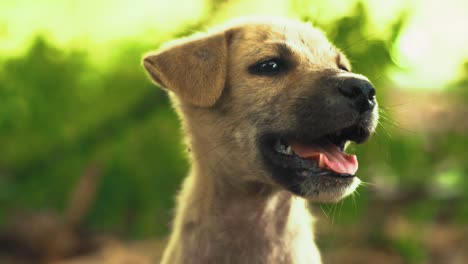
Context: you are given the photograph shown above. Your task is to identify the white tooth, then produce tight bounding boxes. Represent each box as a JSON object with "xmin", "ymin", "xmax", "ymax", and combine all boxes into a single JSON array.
[
  {"xmin": 318, "ymin": 154, "xmax": 327, "ymax": 168},
  {"xmin": 274, "ymin": 140, "xmax": 283, "ymax": 152},
  {"xmin": 285, "ymin": 145, "xmax": 293, "ymax": 155},
  {"xmin": 344, "ymin": 141, "xmax": 350, "ymax": 150}
]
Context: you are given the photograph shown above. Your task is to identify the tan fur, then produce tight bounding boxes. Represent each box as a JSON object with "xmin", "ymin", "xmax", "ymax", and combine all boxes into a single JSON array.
[
  {"xmin": 144, "ymin": 32, "xmax": 228, "ymax": 107},
  {"xmin": 143, "ymin": 17, "xmax": 378, "ymax": 264}
]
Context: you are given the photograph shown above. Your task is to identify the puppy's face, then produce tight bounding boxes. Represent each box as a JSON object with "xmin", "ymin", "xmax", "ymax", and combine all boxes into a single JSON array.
[{"xmin": 143, "ymin": 18, "xmax": 379, "ymax": 202}]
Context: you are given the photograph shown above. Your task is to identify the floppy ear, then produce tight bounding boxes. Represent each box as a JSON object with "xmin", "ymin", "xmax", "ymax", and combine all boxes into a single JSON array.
[{"xmin": 143, "ymin": 31, "xmax": 229, "ymax": 107}]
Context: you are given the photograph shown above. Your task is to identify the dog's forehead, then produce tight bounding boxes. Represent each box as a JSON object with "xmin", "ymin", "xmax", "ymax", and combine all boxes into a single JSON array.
[
  {"xmin": 226, "ymin": 20, "xmax": 338, "ymax": 63},
  {"xmin": 244, "ymin": 23, "xmax": 328, "ymax": 46}
]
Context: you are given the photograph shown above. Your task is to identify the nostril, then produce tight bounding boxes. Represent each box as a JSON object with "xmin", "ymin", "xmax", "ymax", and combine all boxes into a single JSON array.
[
  {"xmin": 368, "ymin": 87, "xmax": 376, "ymax": 100},
  {"xmin": 356, "ymin": 98, "xmax": 375, "ymax": 113},
  {"xmin": 338, "ymin": 78, "xmax": 377, "ymax": 106}
]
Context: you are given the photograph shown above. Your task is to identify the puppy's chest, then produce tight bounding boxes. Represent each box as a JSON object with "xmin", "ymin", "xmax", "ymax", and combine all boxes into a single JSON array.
[
  {"xmin": 182, "ymin": 212, "xmax": 318, "ymax": 264},
  {"xmin": 187, "ymin": 226, "xmax": 295, "ymax": 264}
]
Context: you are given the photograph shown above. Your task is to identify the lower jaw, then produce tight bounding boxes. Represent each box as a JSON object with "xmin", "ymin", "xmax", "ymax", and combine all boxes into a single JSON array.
[
  {"xmin": 268, "ymin": 165, "xmax": 360, "ymax": 202},
  {"xmin": 259, "ymin": 135, "xmax": 361, "ymax": 201},
  {"xmin": 304, "ymin": 176, "xmax": 361, "ymax": 202}
]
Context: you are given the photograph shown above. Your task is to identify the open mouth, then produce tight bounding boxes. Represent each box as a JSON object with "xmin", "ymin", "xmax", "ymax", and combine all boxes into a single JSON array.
[{"xmin": 259, "ymin": 124, "xmax": 371, "ymax": 196}]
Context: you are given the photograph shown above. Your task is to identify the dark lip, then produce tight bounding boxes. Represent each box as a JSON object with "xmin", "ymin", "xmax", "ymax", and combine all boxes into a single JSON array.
[
  {"xmin": 257, "ymin": 123, "xmax": 372, "ymax": 196},
  {"xmin": 259, "ymin": 134, "xmax": 354, "ymax": 176},
  {"xmin": 258, "ymin": 134, "xmax": 355, "ymax": 196},
  {"xmin": 288, "ymin": 122, "xmax": 372, "ymax": 146}
]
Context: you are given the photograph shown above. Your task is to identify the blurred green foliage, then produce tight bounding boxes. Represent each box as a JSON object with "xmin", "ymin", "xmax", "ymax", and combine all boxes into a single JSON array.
[
  {"xmin": 316, "ymin": 3, "xmax": 406, "ymax": 89},
  {"xmin": 0, "ymin": 1, "xmax": 467, "ymax": 261},
  {"xmin": 0, "ymin": 36, "xmax": 187, "ymax": 236}
]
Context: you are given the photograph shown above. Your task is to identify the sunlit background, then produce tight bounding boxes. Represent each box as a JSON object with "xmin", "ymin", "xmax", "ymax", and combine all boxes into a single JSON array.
[
  {"xmin": 2, "ymin": 0, "xmax": 467, "ymax": 88},
  {"xmin": 0, "ymin": 0, "xmax": 467, "ymax": 263}
]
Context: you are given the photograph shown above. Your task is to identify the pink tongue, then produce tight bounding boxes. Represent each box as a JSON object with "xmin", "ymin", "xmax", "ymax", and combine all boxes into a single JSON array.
[{"xmin": 290, "ymin": 141, "xmax": 358, "ymax": 175}]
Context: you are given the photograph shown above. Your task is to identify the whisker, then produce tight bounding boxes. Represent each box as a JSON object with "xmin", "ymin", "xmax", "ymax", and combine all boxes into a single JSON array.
[
  {"xmin": 358, "ymin": 180, "xmax": 375, "ymax": 187},
  {"xmin": 319, "ymin": 204, "xmax": 330, "ymax": 219}
]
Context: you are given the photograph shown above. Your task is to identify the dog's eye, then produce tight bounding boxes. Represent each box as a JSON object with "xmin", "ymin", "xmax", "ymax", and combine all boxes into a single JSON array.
[
  {"xmin": 338, "ymin": 65, "xmax": 350, "ymax": 72},
  {"xmin": 249, "ymin": 59, "xmax": 285, "ymax": 75}
]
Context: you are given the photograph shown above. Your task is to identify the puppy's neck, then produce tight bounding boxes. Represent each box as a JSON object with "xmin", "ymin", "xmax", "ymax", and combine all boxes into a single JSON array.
[
  {"xmin": 161, "ymin": 105, "xmax": 321, "ymax": 263},
  {"xmin": 167, "ymin": 171, "xmax": 318, "ymax": 263},
  {"xmin": 163, "ymin": 154, "xmax": 320, "ymax": 263}
]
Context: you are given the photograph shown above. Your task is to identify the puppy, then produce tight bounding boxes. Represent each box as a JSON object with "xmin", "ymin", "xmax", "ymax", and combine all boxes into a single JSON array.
[{"xmin": 143, "ymin": 17, "xmax": 378, "ymax": 264}]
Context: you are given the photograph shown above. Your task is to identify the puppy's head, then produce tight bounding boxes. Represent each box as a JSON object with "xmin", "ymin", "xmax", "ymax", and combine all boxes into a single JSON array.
[{"xmin": 143, "ymin": 18, "xmax": 379, "ymax": 202}]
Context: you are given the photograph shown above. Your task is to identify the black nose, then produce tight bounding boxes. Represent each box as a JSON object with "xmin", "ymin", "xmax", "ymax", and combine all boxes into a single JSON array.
[{"xmin": 338, "ymin": 78, "xmax": 376, "ymax": 113}]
